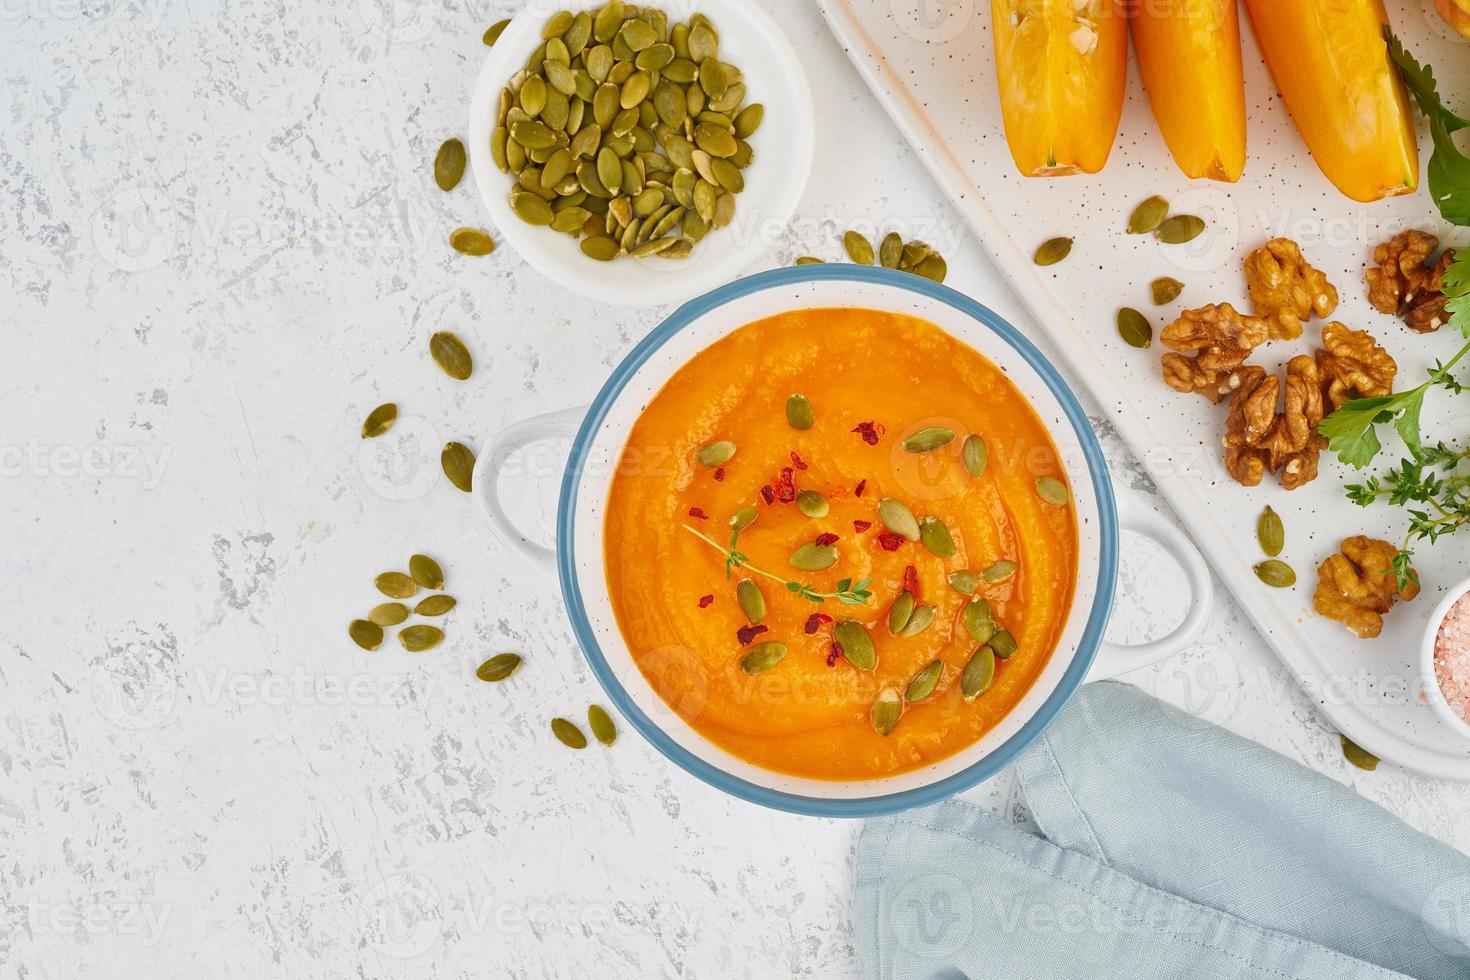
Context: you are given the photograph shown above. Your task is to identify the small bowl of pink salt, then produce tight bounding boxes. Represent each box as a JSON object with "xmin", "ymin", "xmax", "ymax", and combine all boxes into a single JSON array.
[{"xmin": 1424, "ymin": 576, "xmax": 1470, "ymax": 740}]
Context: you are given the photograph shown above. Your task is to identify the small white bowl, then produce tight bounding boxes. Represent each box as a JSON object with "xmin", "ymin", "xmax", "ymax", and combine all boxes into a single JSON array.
[
  {"xmin": 466, "ymin": 0, "xmax": 815, "ymax": 306},
  {"xmin": 1421, "ymin": 574, "xmax": 1470, "ymax": 741}
]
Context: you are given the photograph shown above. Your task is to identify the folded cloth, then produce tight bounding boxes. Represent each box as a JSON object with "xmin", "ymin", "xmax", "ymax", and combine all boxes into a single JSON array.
[{"xmin": 854, "ymin": 681, "xmax": 1470, "ymax": 980}]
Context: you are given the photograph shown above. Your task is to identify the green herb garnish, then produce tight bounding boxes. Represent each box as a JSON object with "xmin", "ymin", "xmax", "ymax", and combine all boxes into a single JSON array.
[
  {"xmin": 1386, "ymin": 30, "xmax": 1470, "ymax": 226},
  {"xmin": 681, "ymin": 524, "xmax": 873, "ymax": 605},
  {"xmin": 1345, "ymin": 443, "xmax": 1470, "ymax": 590}
]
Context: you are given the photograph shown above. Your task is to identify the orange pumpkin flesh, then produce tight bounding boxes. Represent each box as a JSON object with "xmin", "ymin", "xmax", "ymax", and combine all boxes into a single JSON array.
[
  {"xmin": 1241, "ymin": 0, "xmax": 1418, "ymax": 203},
  {"xmin": 991, "ymin": 0, "xmax": 1129, "ymax": 176},
  {"xmin": 1131, "ymin": 0, "xmax": 1247, "ymax": 182}
]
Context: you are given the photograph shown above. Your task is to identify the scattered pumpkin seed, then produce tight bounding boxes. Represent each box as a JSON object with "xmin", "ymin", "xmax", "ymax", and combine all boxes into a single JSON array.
[
  {"xmin": 729, "ymin": 507, "xmax": 757, "ymax": 532},
  {"xmin": 399, "ymin": 625, "xmax": 444, "ymax": 652},
  {"xmin": 905, "ymin": 661, "xmax": 943, "ymax": 702},
  {"xmin": 913, "ymin": 253, "xmax": 947, "ymax": 283},
  {"xmin": 888, "ymin": 591, "xmax": 916, "ymax": 635},
  {"xmin": 962, "ymin": 597, "xmax": 995, "ymax": 645},
  {"xmin": 786, "ymin": 393, "xmax": 814, "ymax": 429},
  {"xmin": 483, "ymin": 18, "xmax": 510, "ymax": 46},
  {"xmin": 1127, "ymin": 196, "xmax": 1169, "ymax": 235},
  {"xmin": 1254, "ymin": 559, "xmax": 1296, "ymax": 589},
  {"xmin": 1117, "ymin": 307, "xmax": 1153, "ymax": 349},
  {"xmin": 349, "ymin": 619, "xmax": 384, "ymax": 651},
  {"xmin": 834, "ymin": 621, "xmax": 876, "ymax": 670},
  {"xmin": 1257, "ymin": 506, "xmax": 1284, "ymax": 558},
  {"xmin": 588, "ymin": 705, "xmax": 617, "ymax": 746},
  {"xmin": 1340, "ymin": 734, "xmax": 1379, "ymax": 771},
  {"xmin": 878, "ymin": 498, "xmax": 920, "ymax": 542},
  {"xmin": 843, "ymin": 230, "xmax": 875, "ymax": 265},
  {"xmin": 988, "ymin": 629, "xmax": 1018, "ymax": 660},
  {"xmin": 948, "ymin": 570, "xmax": 978, "ymax": 594},
  {"xmin": 442, "ymin": 442, "xmax": 475, "ymax": 492},
  {"xmin": 551, "ymin": 717, "xmax": 588, "ymax": 749},
  {"xmin": 903, "ymin": 427, "xmax": 955, "ymax": 453},
  {"xmin": 960, "ymin": 645, "xmax": 996, "ymax": 700},
  {"xmin": 962, "ymin": 434, "xmax": 988, "ymax": 477},
  {"xmin": 476, "ymin": 652, "xmax": 522, "ymax": 682},
  {"xmin": 871, "ymin": 688, "xmax": 903, "ymax": 736},
  {"xmin": 918, "ymin": 516, "xmax": 956, "ymax": 558},
  {"xmin": 368, "ymin": 602, "xmax": 409, "ymax": 627},
  {"xmin": 408, "ymin": 554, "xmax": 445, "ymax": 589},
  {"xmin": 789, "ymin": 542, "xmax": 838, "ymax": 571},
  {"xmin": 740, "ymin": 641, "xmax": 787, "ymax": 675},
  {"xmin": 1033, "ymin": 237, "xmax": 1072, "ymax": 266},
  {"xmin": 736, "ymin": 578, "xmax": 765, "ymax": 624},
  {"xmin": 1035, "ymin": 476, "xmax": 1069, "ymax": 506},
  {"xmin": 1155, "ymin": 214, "xmax": 1205, "ymax": 244},
  {"xmin": 429, "ymin": 332, "xmax": 473, "ymax": 380},
  {"xmin": 901, "ymin": 604, "xmax": 936, "ymax": 638},
  {"xmin": 415, "ymin": 594, "xmax": 457, "ymax": 616},
  {"xmin": 796, "ymin": 489, "xmax": 829, "ymax": 518},
  {"xmin": 375, "ymin": 572, "xmax": 419, "ymax": 599},
  {"xmin": 434, "ymin": 138, "xmax": 467, "ymax": 191},
  {"xmin": 1151, "ymin": 276, "xmax": 1184, "ymax": 305},
  {"xmin": 449, "ymin": 227, "xmax": 495, "ymax": 255},
  {"xmin": 879, "ymin": 232, "xmax": 903, "ymax": 269},
  {"xmin": 697, "ymin": 440, "xmax": 736, "ymax": 467},
  {"xmin": 362, "ymin": 402, "xmax": 397, "ymax": 439},
  {"xmin": 794, "ymin": 256, "xmax": 824, "ymax": 265},
  {"xmin": 982, "ymin": 560, "xmax": 1017, "ymax": 583}
]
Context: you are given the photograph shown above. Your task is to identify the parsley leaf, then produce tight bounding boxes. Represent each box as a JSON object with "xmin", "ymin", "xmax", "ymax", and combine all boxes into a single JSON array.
[{"xmin": 1386, "ymin": 30, "xmax": 1470, "ymax": 225}]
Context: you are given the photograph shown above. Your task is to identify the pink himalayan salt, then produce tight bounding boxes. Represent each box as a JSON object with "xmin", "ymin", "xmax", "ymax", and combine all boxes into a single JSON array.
[{"xmin": 1435, "ymin": 592, "xmax": 1470, "ymax": 725}]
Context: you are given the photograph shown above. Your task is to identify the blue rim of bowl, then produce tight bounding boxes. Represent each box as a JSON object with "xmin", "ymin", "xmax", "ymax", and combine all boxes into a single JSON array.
[{"xmin": 557, "ymin": 265, "xmax": 1119, "ymax": 817}]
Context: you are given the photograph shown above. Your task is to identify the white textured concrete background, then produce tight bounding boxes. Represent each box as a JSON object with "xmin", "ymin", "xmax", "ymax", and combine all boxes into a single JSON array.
[{"xmin": 3, "ymin": 0, "xmax": 1468, "ymax": 976}]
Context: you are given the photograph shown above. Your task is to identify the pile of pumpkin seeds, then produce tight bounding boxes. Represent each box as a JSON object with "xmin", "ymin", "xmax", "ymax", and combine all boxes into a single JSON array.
[
  {"xmin": 349, "ymin": 554, "xmax": 457, "ymax": 652},
  {"xmin": 795, "ymin": 229, "xmax": 948, "ymax": 283},
  {"xmin": 490, "ymin": 4, "xmax": 762, "ymax": 262}
]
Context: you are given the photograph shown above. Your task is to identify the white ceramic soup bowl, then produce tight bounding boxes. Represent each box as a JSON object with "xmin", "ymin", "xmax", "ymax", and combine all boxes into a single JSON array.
[{"xmin": 474, "ymin": 266, "xmax": 1212, "ymax": 816}]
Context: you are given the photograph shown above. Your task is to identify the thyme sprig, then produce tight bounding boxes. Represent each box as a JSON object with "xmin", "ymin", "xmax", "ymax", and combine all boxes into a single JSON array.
[
  {"xmin": 681, "ymin": 524, "xmax": 873, "ymax": 605},
  {"xmin": 1345, "ymin": 443, "xmax": 1470, "ymax": 589}
]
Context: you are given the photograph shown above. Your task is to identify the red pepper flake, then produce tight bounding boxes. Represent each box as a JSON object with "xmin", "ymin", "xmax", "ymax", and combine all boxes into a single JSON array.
[
  {"xmin": 877, "ymin": 531, "xmax": 904, "ymax": 551},
  {"xmin": 736, "ymin": 624, "xmax": 769, "ymax": 647},
  {"xmin": 851, "ymin": 421, "xmax": 883, "ymax": 445},
  {"xmin": 713, "ymin": 467, "xmax": 725, "ymax": 482},
  {"xmin": 814, "ymin": 532, "xmax": 840, "ymax": 547},
  {"xmin": 903, "ymin": 564, "xmax": 920, "ymax": 599},
  {"xmin": 826, "ymin": 642, "xmax": 842, "ymax": 667},
  {"xmin": 760, "ymin": 485, "xmax": 775, "ymax": 505},
  {"xmin": 688, "ymin": 507, "xmax": 709, "ymax": 520},
  {"xmin": 853, "ymin": 519, "xmax": 872, "ymax": 533},
  {"xmin": 775, "ymin": 466, "xmax": 797, "ymax": 503},
  {"xmin": 854, "ymin": 479, "xmax": 867, "ymax": 497},
  {"xmin": 698, "ymin": 594, "xmax": 715, "ymax": 608},
  {"xmin": 804, "ymin": 612, "xmax": 833, "ymax": 634},
  {"xmin": 790, "ymin": 451, "xmax": 808, "ymax": 471}
]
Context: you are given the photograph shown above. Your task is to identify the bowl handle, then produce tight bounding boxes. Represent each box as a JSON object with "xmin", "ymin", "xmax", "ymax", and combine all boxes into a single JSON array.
[
  {"xmin": 471, "ymin": 405, "xmax": 587, "ymax": 585},
  {"xmin": 1088, "ymin": 491, "xmax": 1214, "ymax": 680}
]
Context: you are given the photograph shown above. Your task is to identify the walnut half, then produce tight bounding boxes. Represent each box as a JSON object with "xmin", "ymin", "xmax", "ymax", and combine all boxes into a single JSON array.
[
  {"xmin": 1245, "ymin": 238, "xmax": 1339, "ymax": 340},
  {"xmin": 1313, "ymin": 536, "xmax": 1420, "ymax": 639},
  {"xmin": 1160, "ymin": 303, "xmax": 1270, "ymax": 403},
  {"xmin": 1315, "ymin": 322, "xmax": 1397, "ymax": 412}
]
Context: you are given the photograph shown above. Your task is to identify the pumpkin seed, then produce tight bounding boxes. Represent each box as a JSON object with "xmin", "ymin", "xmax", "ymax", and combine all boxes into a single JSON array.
[
  {"xmin": 375, "ymin": 572, "xmax": 418, "ymax": 599},
  {"xmin": 414, "ymin": 594, "xmax": 456, "ymax": 616},
  {"xmin": 362, "ymin": 402, "xmax": 397, "ymax": 439},
  {"xmin": 729, "ymin": 507, "xmax": 757, "ymax": 532},
  {"xmin": 962, "ymin": 597, "xmax": 995, "ymax": 645},
  {"xmin": 1035, "ymin": 476, "xmax": 1069, "ymax": 506},
  {"xmin": 795, "ymin": 489, "xmax": 828, "ymax": 518},
  {"xmin": 399, "ymin": 625, "xmax": 443, "ymax": 652},
  {"xmin": 429, "ymin": 332, "xmax": 473, "ymax": 380},
  {"xmin": 871, "ymin": 688, "xmax": 903, "ymax": 735},
  {"xmin": 962, "ymin": 434, "xmax": 988, "ymax": 477},
  {"xmin": 918, "ymin": 516, "xmax": 956, "ymax": 558},
  {"xmin": 901, "ymin": 604, "xmax": 936, "ymax": 638},
  {"xmin": 982, "ymin": 560, "xmax": 1017, "ymax": 583},
  {"xmin": 449, "ymin": 228, "xmax": 495, "ymax": 256},
  {"xmin": 905, "ymin": 661, "xmax": 943, "ymax": 702},
  {"xmin": 948, "ymin": 570, "xmax": 978, "ymax": 594},
  {"xmin": 581, "ymin": 236, "xmax": 619, "ymax": 261},
  {"xmin": 794, "ymin": 256, "xmax": 824, "ymax": 266},
  {"xmin": 588, "ymin": 704, "xmax": 617, "ymax": 746},
  {"xmin": 1033, "ymin": 237, "xmax": 1072, "ymax": 266},
  {"xmin": 1127, "ymin": 195, "xmax": 1169, "ymax": 234},
  {"xmin": 900, "ymin": 240, "xmax": 931, "ymax": 269},
  {"xmin": 541, "ymin": 9, "xmax": 573, "ymax": 38},
  {"xmin": 408, "ymin": 554, "xmax": 444, "ymax": 589},
  {"xmin": 878, "ymin": 498, "xmax": 920, "ymax": 541},
  {"xmin": 843, "ymin": 230, "xmax": 875, "ymax": 265},
  {"xmin": 913, "ymin": 253, "xmax": 947, "ymax": 283},
  {"xmin": 879, "ymin": 232, "xmax": 903, "ymax": 269},
  {"xmin": 1340, "ymin": 734, "xmax": 1379, "ymax": 771},
  {"xmin": 736, "ymin": 578, "xmax": 765, "ymax": 624},
  {"xmin": 786, "ymin": 393, "xmax": 814, "ymax": 429},
  {"xmin": 960, "ymin": 646, "xmax": 996, "ymax": 700},
  {"xmin": 734, "ymin": 103, "xmax": 763, "ymax": 138},
  {"xmin": 1155, "ymin": 214, "xmax": 1205, "ymax": 244},
  {"xmin": 1254, "ymin": 559, "xmax": 1296, "ymax": 589},
  {"xmin": 740, "ymin": 641, "xmax": 787, "ymax": 675},
  {"xmin": 1151, "ymin": 276, "xmax": 1184, "ymax": 305},
  {"xmin": 1257, "ymin": 506, "xmax": 1284, "ymax": 557},
  {"xmin": 369, "ymin": 602, "xmax": 409, "ymax": 626},
  {"xmin": 1117, "ymin": 307, "xmax": 1153, "ymax": 349},
  {"xmin": 789, "ymin": 542, "xmax": 838, "ymax": 571},
  {"xmin": 696, "ymin": 440, "xmax": 736, "ymax": 466},
  {"xmin": 903, "ymin": 427, "xmax": 955, "ymax": 453},
  {"xmin": 888, "ymin": 590, "xmax": 915, "ymax": 635},
  {"xmin": 520, "ymin": 76, "xmax": 547, "ymax": 116},
  {"xmin": 988, "ymin": 630, "xmax": 1017, "ymax": 660},
  {"xmin": 349, "ymin": 619, "xmax": 384, "ymax": 651},
  {"xmin": 483, "ymin": 18, "xmax": 510, "ymax": 46},
  {"xmin": 476, "ymin": 653, "xmax": 522, "ymax": 682},
  {"xmin": 834, "ymin": 621, "xmax": 876, "ymax": 670},
  {"xmin": 511, "ymin": 190, "xmax": 556, "ymax": 226},
  {"xmin": 441, "ymin": 442, "xmax": 475, "ymax": 492},
  {"xmin": 551, "ymin": 717, "xmax": 588, "ymax": 749},
  {"xmin": 434, "ymin": 138, "xmax": 466, "ymax": 191}
]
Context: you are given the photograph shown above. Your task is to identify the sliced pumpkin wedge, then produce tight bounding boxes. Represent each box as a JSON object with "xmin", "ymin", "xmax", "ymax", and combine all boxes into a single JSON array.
[
  {"xmin": 1242, "ymin": 0, "xmax": 1418, "ymax": 202},
  {"xmin": 1131, "ymin": 0, "xmax": 1247, "ymax": 182},
  {"xmin": 991, "ymin": 0, "xmax": 1128, "ymax": 176},
  {"xmin": 1438, "ymin": 0, "xmax": 1470, "ymax": 38}
]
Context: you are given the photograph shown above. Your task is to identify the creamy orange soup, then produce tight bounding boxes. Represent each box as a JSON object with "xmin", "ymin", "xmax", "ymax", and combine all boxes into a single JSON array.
[{"xmin": 604, "ymin": 308, "xmax": 1078, "ymax": 780}]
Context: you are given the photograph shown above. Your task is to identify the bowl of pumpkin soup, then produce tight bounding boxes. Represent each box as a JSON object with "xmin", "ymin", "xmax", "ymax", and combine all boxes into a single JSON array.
[{"xmin": 475, "ymin": 266, "xmax": 1211, "ymax": 815}]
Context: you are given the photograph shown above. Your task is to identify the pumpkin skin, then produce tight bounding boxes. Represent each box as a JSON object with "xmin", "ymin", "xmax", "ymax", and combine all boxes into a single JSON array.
[
  {"xmin": 1438, "ymin": 0, "xmax": 1470, "ymax": 38},
  {"xmin": 991, "ymin": 0, "xmax": 1129, "ymax": 176},
  {"xmin": 1130, "ymin": 0, "xmax": 1247, "ymax": 182},
  {"xmin": 1241, "ymin": 0, "xmax": 1418, "ymax": 203}
]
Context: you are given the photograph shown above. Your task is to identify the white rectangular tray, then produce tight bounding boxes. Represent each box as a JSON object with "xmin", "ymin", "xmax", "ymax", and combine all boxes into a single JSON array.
[{"xmin": 818, "ymin": 0, "xmax": 1470, "ymax": 778}]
